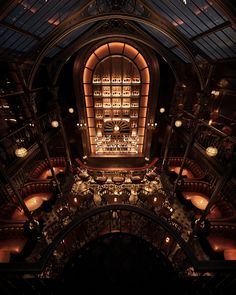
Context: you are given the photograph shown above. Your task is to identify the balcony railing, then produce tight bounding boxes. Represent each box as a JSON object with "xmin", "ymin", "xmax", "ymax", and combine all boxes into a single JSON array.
[
  {"xmin": 0, "ymin": 110, "xmax": 58, "ymax": 168},
  {"xmin": 180, "ymin": 111, "xmax": 236, "ymax": 164}
]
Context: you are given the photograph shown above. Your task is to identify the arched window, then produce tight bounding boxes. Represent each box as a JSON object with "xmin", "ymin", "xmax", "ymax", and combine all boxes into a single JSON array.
[{"xmin": 83, "ymin": 42, "xmax": 150, "ymax": 156}]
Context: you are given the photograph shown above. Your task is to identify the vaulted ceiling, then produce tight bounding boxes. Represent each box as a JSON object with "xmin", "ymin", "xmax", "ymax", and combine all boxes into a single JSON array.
[
  {"xmin": 0, "ymin": 1, "xmax": 235, "ymax": 61},
  {"xmin": 0, "ymin": 0, "xmax": 235, "ymax": 92}
]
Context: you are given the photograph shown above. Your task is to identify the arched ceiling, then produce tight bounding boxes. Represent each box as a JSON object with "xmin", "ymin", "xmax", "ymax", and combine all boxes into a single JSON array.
[{"xmin": 0, "ymin": 0, "xmax": 235, "ymax": 88}]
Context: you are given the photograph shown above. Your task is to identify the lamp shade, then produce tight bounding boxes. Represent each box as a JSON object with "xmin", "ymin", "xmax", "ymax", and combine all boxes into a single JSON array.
[
  {"xmin": 15, "ymin": 147, "xmax": 28, "ymax": 158},
  {"xmin": 175, "ymin": 120, "xmax": 182, "ymax": 127},
  {"xmin": 51, "ymin": 120, "xmax": 59, "ymax": 128},
  {"xmin": 68, "ymin": 108, "xmax": 74, "ymax": 113},
  {"xmin": 206, "ymin": 146, "xmax": 218, "ymax": 157}
]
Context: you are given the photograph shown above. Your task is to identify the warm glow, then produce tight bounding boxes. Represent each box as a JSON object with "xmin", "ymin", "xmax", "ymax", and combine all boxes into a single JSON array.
[
  {"xmin": 68, "ymin": 108, "xmax": 74, "ymax": 113},
  {"xmin": 73, "ymin": 197, "xmax": 78, "ymax": 203},
  {"xmin": 51, "ymin": 120, "xmax": 59, "ymax": 128},
  {"xmin": 175, "ymin": 120, "xmax": 182, "ymax": 127},
  {"xmin": 114, "ymin": 197, "xmax": 118, "ymax": 202},
  {"xmin": 159, "ymin": 107, "xmax": 165, "ymax": 113},
  {"xmin": 25, "ymin": 196, "xmax": 43, "ymax": 211},
  {"xmin": 191, "ymin": 195, "xmax": 209, "ymax": 210},
  {"xmin": 114, "ymin": 125, "xmax": 120, "ymax": 132},
  {"xmin": 84, "ymin": 42, "xmax": 150, "ymax": 156},
  {"xmin": 153, "ymin": 197, "xmax": 157, "ymax": 202},
  {"xmin": 206, "ymin": 146, "xmax": 218, "ymax": 157},
  {"xmin": 15, "ymin": 147, "xmax": 27, "ymax": 158},
  {"xmin": 165, "ymin": 237, "xmax": 170, "ymax": 243}
]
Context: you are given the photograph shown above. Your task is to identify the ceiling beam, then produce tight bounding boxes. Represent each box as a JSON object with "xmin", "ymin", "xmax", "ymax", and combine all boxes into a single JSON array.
[
  {"xmin": 0, "ymin": 21, "xmax": 41, "ymax": 41},
  {"xmin": 25, "ymin": 0, "xmax": 207, "ymax": 89},
  {"xmin": 191, "ymin": 21, "xmax": 231, "ymax": 41}
]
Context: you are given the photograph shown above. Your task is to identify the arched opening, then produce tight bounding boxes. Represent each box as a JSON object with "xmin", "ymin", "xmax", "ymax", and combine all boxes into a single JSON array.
[{"xmin": 83, "ymin": 42, "xmax": 151, "ymax": 157}]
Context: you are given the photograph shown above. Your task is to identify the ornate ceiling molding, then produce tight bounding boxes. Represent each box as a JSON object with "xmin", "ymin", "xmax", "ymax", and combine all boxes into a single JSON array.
[
  {"xmin": 26, "ymin": 0, "xmax": 207, "ymax": 90},
  {"xmin": 48, "ymin": 20, "xmax": 181, "ymax": 86}
]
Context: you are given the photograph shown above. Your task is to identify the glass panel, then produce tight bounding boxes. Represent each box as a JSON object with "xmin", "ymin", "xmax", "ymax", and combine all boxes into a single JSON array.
[
  {"xmin": 83, "ymin": 68, "xmax": 92, "ymax": 83},
  {"xmin": 141, "ymin": 68, "xmax": 150, "ymax": 83},
  {"xmin": 123, "ymin": 44, "xmax": 139, "ymax": 59},
  {"xmin": 141, "ymin": 84, "xmax": 149, "ymax": 95},
  {"xmin": 85, "ymin": 96, "xmax": 93, "ymax": 107},
  {"xmin": 140, "ymin": 96, "xmax": 148, "ymax": 107},
  {"xmin": 58, "ymin": 24, "xmax": 93, "ymax": 48},
  {"xmin": 83, "ymin": 83, "xmax": 92, "ymax": 95},
  {"xmin": 138, "ymin": 23, "xmax": 176, "ymax": 48},
  {"xmin": 86, "ymin": 53, "xmax": 99, "ymax": 70},
  {"xmin": 108, "ymin": 42, "xmax": 124, "ymax": 54},
  {"xmin": 171, "ymin": 47, "xmax": 190, "ymax": 63},
  {"xmin": 134, "ymin": 53, "xmax": 147, "ymax": 70},
  {"xmin": 45, "ymin": 47, "xmax": 61, "ymax": 58},
  {"xmin": 86, "ymin": 108, "xmax": 94, "ymax": 118},
  {"xmin": 94, "ymin": 44, "xmax": 109, "ymax": 59}
]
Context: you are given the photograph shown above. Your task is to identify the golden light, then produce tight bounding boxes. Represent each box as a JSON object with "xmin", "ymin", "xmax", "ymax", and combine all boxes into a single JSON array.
[
  {"xmin": 175, "ymin": 120, "xmax": 182, "ymax": 127},
  {"xmin": 206, "ymin": 146, "xmax": 218, "ymax": 157},
  {"xmin": 165, "ymin": 237, "xmax": 170, "ymax": 243},
  {"xmin": 114, "ymin": 125, "xmax": 120, "ymax": 132},
  {"xmin": 73, "ymin": 197, "xmax": 78, "ymax": 203},
  {"xmin": 114, "ymin": 197, "xmax": 118, "ymax": 202},
  {"xmin": 159, "ymin": 107, "xmax": 165, "ymax": 113},
  {"xmin": 51, "ymin": 120, "xmax": 59, "ymax": 128},
  {"xmin": 153, "ymin": 197, "xmax": 157, "ymax": 202},
  {"xmin": 15, "ymin": 147, "xmax": 28, "ymax": 158},
  {"xmin": 68, "ymin": 108, "xmax": 74, "ymax": 113}
]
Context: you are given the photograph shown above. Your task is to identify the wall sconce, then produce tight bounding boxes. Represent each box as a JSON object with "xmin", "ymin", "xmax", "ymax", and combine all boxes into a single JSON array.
[
  {"xmin": 77, "ymin": 121, "xmax": 87, "ymax": 129},
  {"xmin": 51, "ymin": 120, "xmax": 59, "ymax": 128},
  {"xmin": 147, "ymin": 122, "xmax": 157, "ymax": 130},
  {"xmin": 206, "ymin": 146, "xmax": 218, "ymax": 157}
]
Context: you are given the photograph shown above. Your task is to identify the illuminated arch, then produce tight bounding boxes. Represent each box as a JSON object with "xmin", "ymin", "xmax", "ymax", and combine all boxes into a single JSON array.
[{"xmin": 83, "ymin": 42, "xmax": 150, "ymax": 156}]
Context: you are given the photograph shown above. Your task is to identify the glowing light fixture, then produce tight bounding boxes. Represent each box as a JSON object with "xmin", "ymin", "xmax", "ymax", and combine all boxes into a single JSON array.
[
  {"xmin": 51, "ymin": 120, "xmax": 59, "ymax": 128},
  {"xmin": 114, "ymin": 125, "xmax": 120, "ymax": 132},
  {"xmin": 175, "ymin": 120, "xmax": 182, "ymax": 127},
  {"xmin": 160, "ymin": 108, "xmax": 165, "ymax": 113},
  {"xmin": 206, "ymin": 146, "xmax": 218, "ymax": 157},
  {"xmin": 68, "ymin": 108, "xmax": 74, "ymax": 113},
  {"xmin": 15, "ymin": 147, "xmax": 28, "ymax": 158}
]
